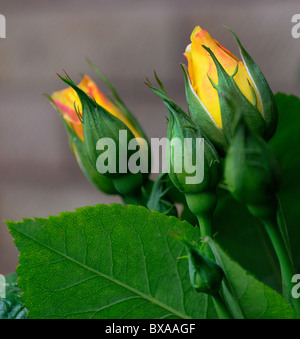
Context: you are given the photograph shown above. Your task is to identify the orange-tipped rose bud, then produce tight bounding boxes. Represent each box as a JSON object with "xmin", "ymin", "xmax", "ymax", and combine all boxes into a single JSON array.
[
  {"xmin": 50, "ymin": 74, "xmax": 149, "ymax": 196},
  {"xmin": 51, "ymin": 75, "xmax": 141, "ymax": 141},
  {"xmin": 183, "ymin": 26, "xmax": 278, "ymax": 153}
]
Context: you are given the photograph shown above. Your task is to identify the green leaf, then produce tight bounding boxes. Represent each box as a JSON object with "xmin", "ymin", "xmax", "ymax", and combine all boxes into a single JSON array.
[
  {"xmin": 213, "ymin": 190, "xmax": 280, "ymax": 289},
  {"xmin": 7, "ymin": 204, "xmax": 216, "ymax": 319},
  {"xmin": 0, "ymin": 273, "xmax": 28, "ymax": 319},
  {"xmin": 208, "ymin": 240, "xmax": 295, "ymax": 319},
  {"xmin": 7, "ymin": 204, "xmax": 294, "ymax": 319}
]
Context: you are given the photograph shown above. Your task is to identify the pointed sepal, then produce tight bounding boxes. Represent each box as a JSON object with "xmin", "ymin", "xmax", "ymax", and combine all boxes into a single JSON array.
[
  {"xmin": 58, "ymin": 73, "xmax": 136, "ymax": 178},
  {"xmin": 183, "ymin": 240, "xmax": 224, "ymax": 295},
  {"xmin": 181, "ymin": 64, "xmax": 227, "ymax": 154},
  {"xmin": 202, "ymin": 45, "xmax": 266, "ymax": 143},
  {"xmin": 226, "ymin": 27, "xmax": 278, "ymax": 139}
]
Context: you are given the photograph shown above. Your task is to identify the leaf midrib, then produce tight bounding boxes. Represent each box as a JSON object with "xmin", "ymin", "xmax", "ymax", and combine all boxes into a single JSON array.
[{"xmin": 12, "ymin": 226, "xmax": 190, "ymax": 319}]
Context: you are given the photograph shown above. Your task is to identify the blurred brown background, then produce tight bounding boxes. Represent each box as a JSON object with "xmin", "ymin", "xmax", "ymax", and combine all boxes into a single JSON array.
[{"xmin": 0, "ymin": 0, "xmax": 299, "ymax": 274}]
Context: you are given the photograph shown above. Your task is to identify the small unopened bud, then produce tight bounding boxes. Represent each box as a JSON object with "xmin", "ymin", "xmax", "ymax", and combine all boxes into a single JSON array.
[
  {"xmin": 184, "ymin": 241, "xmax": 224, "ymax": 295},
  {"xmin": 146, "ymin": 74, "xmax": 221, "ymax": 195},
  {"xmin": 224, "ymin": 114, "xmax": 281, "ymax": 221}
]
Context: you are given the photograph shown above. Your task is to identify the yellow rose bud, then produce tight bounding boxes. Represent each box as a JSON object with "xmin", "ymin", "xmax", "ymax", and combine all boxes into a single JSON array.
[
  {"xmin": 185, "ymin": 26, "xmax": 260, "ymax": 127},
  {"xmin": 183, "ymin": 26, "xmax": 278, "ymax": 153}
]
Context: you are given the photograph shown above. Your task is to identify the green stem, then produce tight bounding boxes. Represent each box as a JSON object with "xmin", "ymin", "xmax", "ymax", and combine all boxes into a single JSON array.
[
  {"xmin": 185, "ymin": 190, "xmax": 236, "ymax": 318},
  {"xmin": 121, "ymin": 177, "xmax": 153, "ymax": 207},
  {"xmin": 276, "ymin": 194, "xmax": 293, "ymax": 262},
  {"xmin": 212, "ymin": 293, "xmax": 233, "ymax": 319},
  {"xmin": 263, "ymin": 220, "xmax": 300, "ymax": 318},
  {"xmin": 197, "ymin": 214, "xmax": 212, "ymax": 238},
  {"xmin": 185, "ymin": 190, "xmax": 217, "ymax": 238},
  {"xmin": 254, "ymin": 223, "xmax": 282, "ymax": 288}
]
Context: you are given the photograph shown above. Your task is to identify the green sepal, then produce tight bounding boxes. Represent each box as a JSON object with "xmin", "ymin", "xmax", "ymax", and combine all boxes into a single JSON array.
[
  {"xmin": 68, "ymin": 129, "xmax": 118, "ymax": 195},
  {"xmin": 58, "ymin": 74, "xmax": 136, "ymax": 179},
  {"xmin": 166, "ymin": 102, "xmax": 221, "ymax": 195},
  {"xmin": 87, "ymin": 59, "xmax": 151, "ymax": 147},
  {"xmin": 202, "ymin": 46, "xmax": 266, "ymax": 145},
  {"xmin": 121, "ymin": 178, "xmax": 153, "ymax": 206},
  {"xmin": 146, "ymin": 173, "xmax": 178, "ymax": 216},
  {"xmin": 111, "ymin": 172, "xmax": 144, "ymax": 196},
  {"xmin": 87, "ymin": 61, "xmax": 151, "ymax": 178},
  {"xmin": 165, "ymin": 98, "xmax": 220, "ymax": 194},
  {"xmin": 226, "ymin": 27, "xmax": 278, "ymax": 140},
  {"xmin": 46, "ymin": 94, "xmax": 118, "ymax": 194},
  {"xmin": 224, "ymin": 114, "xmax": 281, "ymax": 220},
  {"xmin": 166, "ymin": 108, "xmax": 204, "ymax": 194},
  {"xmin": 183, "ymin": 241, "xmax": 224, "ymax": 296},
  {"xmin": 146, "ymin": 76, "xmax": 190, "ymax": 123},
  {"xmin": 147, "ymin": 77, "xmax": 221, "ymax": 194},
  {"xmin": 181, "ymin": 64, "xmax": 227, "ymax": 154}
]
